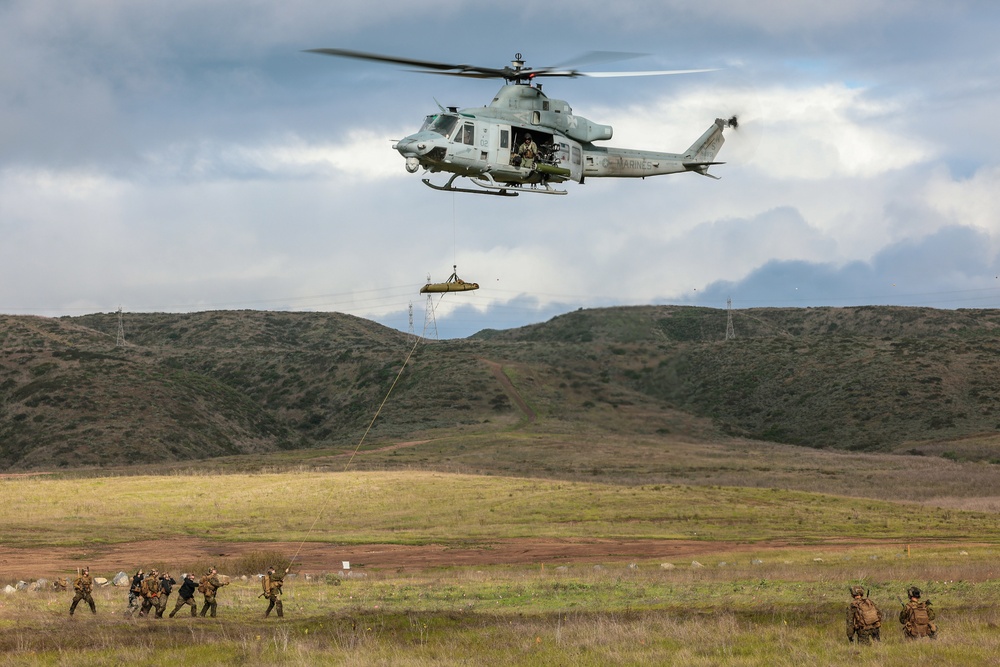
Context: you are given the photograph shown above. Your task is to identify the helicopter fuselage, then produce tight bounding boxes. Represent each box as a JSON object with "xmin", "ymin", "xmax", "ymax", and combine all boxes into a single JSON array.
[{"xmin": 391, "ymin": 83, "xmax": 730, "ymax": 194}]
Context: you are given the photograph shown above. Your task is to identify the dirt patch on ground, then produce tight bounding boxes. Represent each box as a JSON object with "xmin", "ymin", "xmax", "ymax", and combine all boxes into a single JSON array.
[{"xmin": 1, "ymin": 538, "xmax": 794, "ymax": 579}]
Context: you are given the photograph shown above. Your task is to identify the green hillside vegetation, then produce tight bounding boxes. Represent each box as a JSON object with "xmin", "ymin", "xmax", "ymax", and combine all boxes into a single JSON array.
[{"xmin": 3, "ymin": 305, "xmax": 1000, "ymax": 471}]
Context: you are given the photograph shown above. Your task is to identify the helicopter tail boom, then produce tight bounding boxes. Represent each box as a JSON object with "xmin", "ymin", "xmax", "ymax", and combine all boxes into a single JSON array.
[{"xmin": 580, "ymin": 117, "xmax": 736, "ymax": 179}]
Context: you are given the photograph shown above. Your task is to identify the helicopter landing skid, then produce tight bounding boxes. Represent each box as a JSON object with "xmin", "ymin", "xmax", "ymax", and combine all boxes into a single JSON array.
[{"xmin": 422, "ymin": 174, "xmax": 519, "ymax": 197}]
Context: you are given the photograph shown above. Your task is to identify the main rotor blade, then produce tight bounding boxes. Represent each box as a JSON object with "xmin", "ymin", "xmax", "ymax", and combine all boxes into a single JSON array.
[
  {"xmin": 306, "ymin": 48, "xmax": 720, "ymax": 82},
  {"xmin": 409, "ymin": 69, "xmax": 506, "ymax": 79},
  {"xmin": 306, "ymin": 48, "xmax": 507, "ymax": 78},
  {"xmin": 572, "ymin": 68, "xmax": 721, "ymax": 78}
]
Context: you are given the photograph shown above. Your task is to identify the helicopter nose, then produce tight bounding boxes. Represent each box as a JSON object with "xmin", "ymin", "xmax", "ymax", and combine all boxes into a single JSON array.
[{"xmin": 394, "ymin": 135, "xmax": 427, "ymax": 158}]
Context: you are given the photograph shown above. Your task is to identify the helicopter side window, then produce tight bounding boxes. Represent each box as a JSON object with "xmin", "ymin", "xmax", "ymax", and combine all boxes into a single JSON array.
[
  {"xmin": 500, "ymin": 130, "xmax": 509, "ymax": 149},
  {"xmin": 428, "ymin": 115, "xmax": 459, "ymax": 138},
  {"xmin": 462, "ymin": 123, "xmax": 474, "ymax": 146}
]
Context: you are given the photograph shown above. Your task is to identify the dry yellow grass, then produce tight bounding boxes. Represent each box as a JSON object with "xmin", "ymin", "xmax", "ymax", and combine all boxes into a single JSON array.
[{"xmin": 3, "ymin": 470, "xmax": 1000, "ymax": 550}]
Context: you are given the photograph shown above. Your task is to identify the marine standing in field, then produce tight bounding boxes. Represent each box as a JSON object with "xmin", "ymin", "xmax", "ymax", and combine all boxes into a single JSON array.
[
  {"xmin": 126, "ymin": 568, "xmax": 144, "ymax": 617},
  {"xmin": 139, "ymin": 568, "xmax": 166, "ymax": 618},
  {"xmin": 262, "ymin": 566, "xmax": 288, "ymax": 618},
  {"xmin": 169, "ymin": 574, "xmax": 198, "ymax": 618},
  {"xmin": 199, "ymin": 567, "xmax": 228, "ymax": 618},
  {"xmin": 899, "ymin": 586, "xmax": 937, "ymax": 639},
  {"xmin": 69, "ymin": 567, "xmax": 96, "ymax": 615},
  {"xmin": 158, "ymin": 572, "xmax": 176, "ymax": 616},
  {"xmin": 846, "ymin": 585, "xmax": 882, "ymax": 644}
]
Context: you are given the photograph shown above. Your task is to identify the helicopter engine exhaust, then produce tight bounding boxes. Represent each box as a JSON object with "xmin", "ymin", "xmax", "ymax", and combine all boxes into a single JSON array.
[{"xmin": 565, "ymin": 118, "xmax": 613, "ymax": 143}]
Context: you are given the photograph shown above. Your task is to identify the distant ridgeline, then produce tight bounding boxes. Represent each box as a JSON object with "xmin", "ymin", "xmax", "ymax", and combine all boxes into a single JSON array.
[{"xmin": 2, "ymin": 305, "xmax": 1000, "ymax": 470}]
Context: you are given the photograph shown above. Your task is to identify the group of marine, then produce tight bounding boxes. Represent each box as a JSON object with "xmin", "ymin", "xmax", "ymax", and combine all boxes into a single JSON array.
[
  {"xmin": 68, "ymin": 569, "xmax": 938, "ymax": 637},
  {"xmin": 67, "ymin": 565, "xmax": 288, "ymax": 619},
  {"xmin": 847, "ymin": 585, "xmax": 938, "ymax": 643}
]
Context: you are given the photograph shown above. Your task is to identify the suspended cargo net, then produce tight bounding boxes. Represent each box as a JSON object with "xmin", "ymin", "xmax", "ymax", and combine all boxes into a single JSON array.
[{"xmin": 420, "ymin": 265, "xmax": 479, "ymax": 294}]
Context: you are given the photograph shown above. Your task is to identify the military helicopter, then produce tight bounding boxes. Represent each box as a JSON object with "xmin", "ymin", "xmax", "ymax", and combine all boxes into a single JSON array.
[{"xmin": 307, "ymin": 48, "xmax": 738, "ymax": 197}]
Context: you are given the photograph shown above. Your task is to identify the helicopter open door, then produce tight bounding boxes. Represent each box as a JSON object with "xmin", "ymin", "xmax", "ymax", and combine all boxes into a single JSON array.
[{"xmin": 494, "ymin": 125, "xmax": 513, "ymax": 168}]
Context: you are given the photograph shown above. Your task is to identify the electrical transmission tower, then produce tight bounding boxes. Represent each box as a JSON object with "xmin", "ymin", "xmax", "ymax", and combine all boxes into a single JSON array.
[
  {"xmin": 725, "ymin": 297, "xmax": 735, "ymax": 340},
  {"xmin": 115, "ymin": 306, "xmax": 126, "ymax": 347},
  {"xmin": 424, "ymin": 296, "xmax": 439, "ymax": 340},
  {"xmin": 422, "ymin": 275, "xmax": 439, "ymax": 340}
]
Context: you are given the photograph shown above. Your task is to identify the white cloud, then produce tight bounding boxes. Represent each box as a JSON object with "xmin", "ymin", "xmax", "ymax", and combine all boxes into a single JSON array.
[
  {"xmin": 141, "ymin": 130, "xmax": 407, "ymax": 182},
  {"xmin": 924, "ymin": 164, "xmax": 1000, "ymax": 239},
  {"xmin": 602, "ymin": 82, "xmax": 934, "ymax": 181}
]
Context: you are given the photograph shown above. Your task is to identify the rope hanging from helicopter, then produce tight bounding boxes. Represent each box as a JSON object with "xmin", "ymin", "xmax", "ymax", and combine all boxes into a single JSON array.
[
  {"xmin": 284, "ymin": 329, "xmax": 423, "ymax": 572},
  {"xmin": 284, "ymin": 195, "xmax": 478, "ymax": 572}
]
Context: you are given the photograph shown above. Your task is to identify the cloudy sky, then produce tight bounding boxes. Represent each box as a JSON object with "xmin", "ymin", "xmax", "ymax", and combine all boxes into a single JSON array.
[{"xmin": 2, "ymin": 1, "xmax": 999, "ymax": 338}]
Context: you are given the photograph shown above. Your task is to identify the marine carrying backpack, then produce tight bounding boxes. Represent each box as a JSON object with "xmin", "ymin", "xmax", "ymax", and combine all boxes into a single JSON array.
[
  {"xmin": 908, "ymin": 602, "xmax": 931, "ymax": 636},
  {"xmin": 856, "ymin": 598, "xmax": 880, "ymax": 628}
]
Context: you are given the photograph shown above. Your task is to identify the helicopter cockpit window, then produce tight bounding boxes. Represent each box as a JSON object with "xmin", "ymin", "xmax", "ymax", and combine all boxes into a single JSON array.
[
  {"xmin": 426, "ymin": 115, "xmax": 459, "ymax": 138},
  {"xmin": 461, "ymin": 123, "xmax": 474, "ymax": 145}
]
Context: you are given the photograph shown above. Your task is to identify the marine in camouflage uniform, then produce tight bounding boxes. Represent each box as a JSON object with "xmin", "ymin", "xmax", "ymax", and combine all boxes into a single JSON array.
[
  {"xmin": 899, "ymin": 586, "xmax": 937, "ymax": 639},
  {"xmin": 159, "ymin": 572, "xmax": 176, "ymax": 610},
  {"xmin": 517, "ymin": 134, "xmax": 539, "ymax": 169},
  {"xmin": 169, "ymin": 574, "xmax": 199, "ymax": 618},
  {"xmin": 139, "ymin": 568, "xmax": 166, "ymax": 618},
  {"xmin": 262, "ymin": 566, "xmax": 288, "ymax": 618},
  {"xmin": 125, "ymin": 569, "xmax": 144, "ymax": 617},
  {"xmin": 199, "ymin": 567, "xmax": 228, "ymax": 618},
  {"xmin": 846, "ymin": 585, "xmax": 882, "ymax": 644},
  {"xmin": 69, "ymin": 567, "xmax": 96, "ymax": 615}
]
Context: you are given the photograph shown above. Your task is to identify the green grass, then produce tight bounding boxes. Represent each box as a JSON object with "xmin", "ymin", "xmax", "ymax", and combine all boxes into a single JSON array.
[
  {"xmin": 3, "ymin": 471, "xmax": 1000, "ymax": 549},
  {"xmin": 3, "ymin": 550, "xmax": 1000, "ymax": 665},
  {"xmin": 2, "ymin": 467, "xmax": 999, "ymax": 664}
]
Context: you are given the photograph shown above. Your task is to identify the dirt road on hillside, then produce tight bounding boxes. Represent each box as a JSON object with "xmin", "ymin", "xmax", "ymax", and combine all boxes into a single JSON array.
[{"xmin": 479, "ymin": 358, "xmax": 536, "ymax": 422}]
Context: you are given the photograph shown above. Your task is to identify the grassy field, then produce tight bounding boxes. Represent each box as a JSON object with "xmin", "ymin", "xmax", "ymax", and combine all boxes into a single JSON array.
[
  {"xmin": 3, "ymin": 470, "xmax": 1000, "ymax": 548},
  {"xmin": 2, "ymin": 546, "xmax": 999, "ymax": 665},
  {"xmin": 2, "ymin": 470, "xmax": 999, "ymax": 665}
]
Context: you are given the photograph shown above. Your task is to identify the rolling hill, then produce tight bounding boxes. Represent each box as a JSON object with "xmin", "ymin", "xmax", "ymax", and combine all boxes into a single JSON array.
[{"xmin": 2, "ymin": 305, "xmax": 1000, "ymax": 470}]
